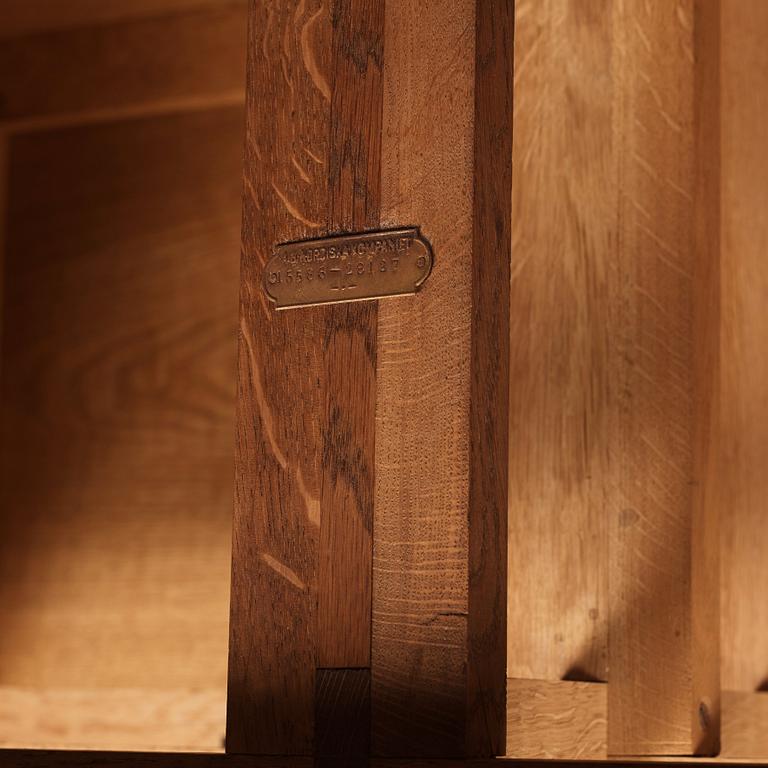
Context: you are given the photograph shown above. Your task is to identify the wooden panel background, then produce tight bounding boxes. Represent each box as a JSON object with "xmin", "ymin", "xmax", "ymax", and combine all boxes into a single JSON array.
[
  {"xmin": 0, "ymin": 1, "xmax": 247, "ymax": 752},
  {"xmin": 0, "ymin": 108, "xmax": 243, "ymax": 747}
]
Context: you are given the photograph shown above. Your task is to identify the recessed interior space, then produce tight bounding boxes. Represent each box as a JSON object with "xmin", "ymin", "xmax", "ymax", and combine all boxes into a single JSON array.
[{"xmin": 0, "ymin": 0, "xmax": 247, "ymax": 751}]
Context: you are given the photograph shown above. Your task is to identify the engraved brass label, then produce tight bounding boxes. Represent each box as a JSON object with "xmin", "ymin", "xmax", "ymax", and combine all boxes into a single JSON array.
[{"xmin": 263, "ymin": 227, "xmax": 433, "ymax": 310}]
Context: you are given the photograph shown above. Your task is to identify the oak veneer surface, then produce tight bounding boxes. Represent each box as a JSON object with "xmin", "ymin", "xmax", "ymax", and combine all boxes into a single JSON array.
[
  {"xmin": 505, "ymin": 679, "xmax": 607, "ymax": 760},
  {"xmin": 0, "ymin": 107, "xmax": 243, "ymax": 746}
]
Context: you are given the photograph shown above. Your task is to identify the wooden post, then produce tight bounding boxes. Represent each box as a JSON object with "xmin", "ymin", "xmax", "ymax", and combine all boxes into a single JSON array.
[
  {"xmin": 607, "ymin": 0, "xmax": 720, "ymax": 755},
  {"xmin": 227, "ymin": 0, "xmax": 512, "ymax": 758}
]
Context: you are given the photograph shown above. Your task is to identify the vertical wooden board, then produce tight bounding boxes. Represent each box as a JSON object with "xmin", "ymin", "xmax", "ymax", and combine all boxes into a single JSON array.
[
  {"xmin": 720, "ymin": 0, "xmax": 768, "ymax": 695},
  {"xmin": 226, "ymin": 0, "xmax": 331, "ymax": 754},
  {"xmin": 507, "ymin": 0, "xmax": 613, "ymax": 685},
  {"xmin": 315, "ymin": 669, "xmax": 370, "ymax": 764},
  {"xmin": 505, "ymin": 679, "xmax": 607, "ymax": 760},
  {"xmin": 372, "ymin": 0, "xmax": 476, "ymax": 757},
  {"xmin": 467, "ymin": 0, "xmax": 513, "ymax": 757},
  {"xmin": 607, "ymin": 0, "xmax": 719, "ymax": 756},
  {"xmin": 316, "ymin": 0, "xmax": 383, "ymax": 670},
  {"xmin": 690, "ymin": 0, "xmax": 721, "ymax": 754},
  {"xmin": 229, "ymin": 0, "xmax": 384, "ymax": 752}
]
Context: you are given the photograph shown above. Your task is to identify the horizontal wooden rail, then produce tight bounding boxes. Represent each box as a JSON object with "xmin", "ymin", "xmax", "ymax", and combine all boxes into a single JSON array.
[
  {"xmin": 0, "ymin": 4, "xmax": 247, "ymax": 126},
  {"xmin": 1, "ymin": 752, "xmax": 767, "ymax": 768}
]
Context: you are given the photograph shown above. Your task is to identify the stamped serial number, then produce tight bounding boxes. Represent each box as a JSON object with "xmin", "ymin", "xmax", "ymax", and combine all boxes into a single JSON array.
[{"xmin": 263, "ymin": 228, "xmax": 433, "ymax": 310}]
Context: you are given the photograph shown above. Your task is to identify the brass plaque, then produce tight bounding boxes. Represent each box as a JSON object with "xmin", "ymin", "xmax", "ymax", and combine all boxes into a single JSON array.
[{"xmin": 263, "ymin": 227, "xmax": 433, "ymax": 310}]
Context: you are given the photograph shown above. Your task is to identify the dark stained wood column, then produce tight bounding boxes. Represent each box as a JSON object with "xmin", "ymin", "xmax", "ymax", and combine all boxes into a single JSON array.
[{"xmin": 227, "ymin": 0, "xmax": 513, "ymax": 758}]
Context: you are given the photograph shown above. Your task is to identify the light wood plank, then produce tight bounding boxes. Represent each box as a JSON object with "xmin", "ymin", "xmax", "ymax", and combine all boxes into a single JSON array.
[
  {"xmin": 505, "ymin": 679, "xmax": 607, "ymax": 760},
  {"xmin": 0, "ymin": 688, "xmax": 225, "ymax": 752},
  {"xmin": 607, "ymin": 0, "xmax": 720, "ymax": 755},
  {"xmin": 0, "ymin": 5, "xmax": 247, "ymax": 125},
  {"xmin": 719, "ymin": 0, "xmax": 768, "ymax": 696},
  {"xmin": 507, "ymin": 0, "xmax": 612, "ymax": 686},
  {"xmin": 371, "ymin": 0, "xmax": 476, "ymax": 756}
]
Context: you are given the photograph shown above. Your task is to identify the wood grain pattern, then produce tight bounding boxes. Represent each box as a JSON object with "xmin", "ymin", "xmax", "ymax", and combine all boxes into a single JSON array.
[
  {"xmin": 505, "ymin": 688, "xmax": 768, "ymax": 762},
  {"xmin": 316, "ymin": 0, "xmax": 383, "ymax": 670},
  {"xmin": 0, "ymin": 5, "xmax": 247, "ymax": 125},
  {"xmin": 505, "ymin": 679, "xmax": 607, "ymax": 760},
  {"xmin": 227, "ymin": 0, "xmax": 384, "ymax": 752},
  {"xmin": 0, "ymin": 110, "xmax": 242, "ymax": 708},
  {"xmin": 0, "ymin": 0, "xmax": 246, "ymax": 39},
  {"xmin": 372, "ymin": 0, "xmax": 475, "ymax": 757},
  {"xmin": 508, "ymin": 0, "xmax": 612, "ymax": 686},
  {"xmin": 690, "ymin": 0, "xmax": 721, "ymax": 757},
  {"xmin": 0, "ymin": 688, "xmax": 226, "ymax": 752},
  {"xmin": 719, "ymin": 0, "xmax": 768, "ymax": 696},
  {"xmin": 607, "ymin": 0, "xmax": 719, "ymax": 755},
  {"xmin": 226, "ymin": 0, "xmax": 331, "ymax": 754},
  {"xmin": 467, "ymin": 1, "xmax": 513, "ymax": 757},
  {"xmin": 510, "ymin": 0, "xmax": 720, "ymax": 755},
  {"xmin": 315, "ymin": 669, "xmax": 370, "ymax": 764}
]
